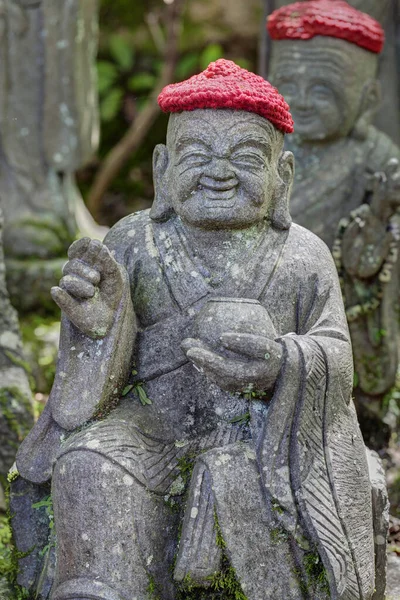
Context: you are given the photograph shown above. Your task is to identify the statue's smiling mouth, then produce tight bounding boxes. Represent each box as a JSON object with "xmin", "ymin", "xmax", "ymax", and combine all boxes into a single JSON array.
[
  {"xmin": 293, "ymin": 110, "xmax": 316, "ymax": 124},
  {"xmin": 199, "ymin": 178, "xmax": 238, "ymax": 206}
]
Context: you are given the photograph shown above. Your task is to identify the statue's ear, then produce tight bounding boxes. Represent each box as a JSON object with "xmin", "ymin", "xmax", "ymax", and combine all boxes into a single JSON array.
[
  {"xmin": 270, "ymin": 151, "xmax": 294, "ymax": 230},
  {"xmin": 352, "ymin": 79, "xmax": 381, "ymax": 140},
  {"xmin": 150, "ymin": 144, "xmax": 174, "ymax": 222}
]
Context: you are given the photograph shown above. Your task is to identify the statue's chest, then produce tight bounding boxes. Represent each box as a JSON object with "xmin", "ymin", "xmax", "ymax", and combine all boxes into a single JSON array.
[{"xmin": 289, "ymin": 142, "xmax": 368, "ymax": 248}]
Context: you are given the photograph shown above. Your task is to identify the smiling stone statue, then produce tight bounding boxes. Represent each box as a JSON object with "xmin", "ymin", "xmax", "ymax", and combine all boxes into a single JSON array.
[{"xmin": 15, "ymin": 60, "xmax": 380, "ymax": 600}]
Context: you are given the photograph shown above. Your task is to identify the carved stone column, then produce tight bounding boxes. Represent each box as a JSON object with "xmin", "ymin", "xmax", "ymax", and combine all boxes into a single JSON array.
[{"xmin": 0, "ymin": 0, "xmax": 99, "ymax": 311}]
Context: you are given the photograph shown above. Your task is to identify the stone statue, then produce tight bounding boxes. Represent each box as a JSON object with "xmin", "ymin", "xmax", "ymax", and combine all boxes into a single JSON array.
[
  {"xmin": 0, "ymin": 207, "xmax": 32, "ymax": 503},
  {"xmin": 263, "ymin": 0, "xmax": 400, "ymax": 147},
  {"xmin": 13, "ymin": 60, "xmax": 383, "ymax": 600},
  {"xmin": 267, "ymin": 0, "xmax": 400, "ymax": 446},
  {"xmin": 0, "ymin": 0, "xmax": 99, "ymax": 312}
]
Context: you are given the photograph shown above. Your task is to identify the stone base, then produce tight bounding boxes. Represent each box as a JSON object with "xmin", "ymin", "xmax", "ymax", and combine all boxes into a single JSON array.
[{"xmin": 5, "ymin": 258, "xmax": 65, "ymax": 314}]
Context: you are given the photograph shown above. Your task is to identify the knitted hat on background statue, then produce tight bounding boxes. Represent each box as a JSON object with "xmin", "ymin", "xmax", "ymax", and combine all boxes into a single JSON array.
[
  {"xmin": 158, "ymin": 58, "xmax": 294, "ymax": 134},
  {"xmin": 267, "ymin": 0, "xmax": 384, "ymax": 54}
]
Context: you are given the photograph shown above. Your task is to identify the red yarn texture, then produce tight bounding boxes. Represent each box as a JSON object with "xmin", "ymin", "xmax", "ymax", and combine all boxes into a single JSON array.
[
  {"xmin": 158, "ymin": 59, "xmax": 294, "ymax": 134},
  {"xmin": 267, "ymin": 0, "xmax": 384, "ymax": 54}
]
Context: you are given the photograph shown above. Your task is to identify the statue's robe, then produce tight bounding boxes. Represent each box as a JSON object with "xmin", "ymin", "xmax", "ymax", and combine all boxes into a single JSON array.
[
  {"xmin": 17, "ymin": 211, "xmax": 374, "ymax": 600},
  {"xmin": 289, "ymin": 126, "xmax": 400, "ymax": 250}
]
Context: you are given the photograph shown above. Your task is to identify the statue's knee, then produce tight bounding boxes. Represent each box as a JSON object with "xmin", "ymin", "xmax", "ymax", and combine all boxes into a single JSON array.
[{"xmin": 54, "ymin": 450, "xmax": 113, "ymax": 488}]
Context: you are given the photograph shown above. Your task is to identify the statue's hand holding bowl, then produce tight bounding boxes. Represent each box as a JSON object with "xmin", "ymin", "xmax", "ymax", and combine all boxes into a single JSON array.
[
  {"xmin": 182, "ymin": 298, "xmax": 283, "ymax": 394},
  {"xmin": 51, "ymin": 238, "xmax": 129, "ymax": 339}
]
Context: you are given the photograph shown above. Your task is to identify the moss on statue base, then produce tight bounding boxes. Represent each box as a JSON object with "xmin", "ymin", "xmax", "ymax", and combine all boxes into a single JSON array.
[
  {"xmin": 0, "ymin": 487, "xmax": 31, "ymax": 600},
  {"xmin": 293, "ymin": 551, "xmax": 330, "ymax": 598},
  {"xmin": 175, "ymin": 511, "xmax": 247, "ymax": 600}
]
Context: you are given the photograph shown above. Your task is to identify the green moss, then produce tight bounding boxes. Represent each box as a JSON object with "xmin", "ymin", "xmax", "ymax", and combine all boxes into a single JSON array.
[
  {"xmin": 214, "ymin": 510, "xmax": 226, "ymax": 550},
  {"xmin": 177, "ymin": 453, "xmax": 196, "ymax": 487},
  {"xmin": 20, "ymin": 314, "xmax": 60, "ymax": 394},
  {"xmin": 7, "ymin": 466, "xmax": 19, "ymax": 484},
  {"xmin": 208, "ymin": 565, "xmax": 247, "ymax": 600},
  {"xmin": 176, "ymin": 512, "xmax": 247, "ymax": 600},
  {"xmin": 0, "ymin": 487, "xmax": 33, "ymax": 599},
  {"xmin": 269, "ymin": 527, "xmax": 288, "ymax": 545},
  {"xmin": 271, "ymin": 501, "xmax": 284, "ymax": 515},
  {"xmin": 296, "ymin": 551, "xmax": 330, "ymax": 598},
  {"xmin": 0, "ymin": 387, "xmax": 32, "ymax": 442},
  {"xmin": 147, "ymin": 573, "xmax": 161, "ymax": 600}
]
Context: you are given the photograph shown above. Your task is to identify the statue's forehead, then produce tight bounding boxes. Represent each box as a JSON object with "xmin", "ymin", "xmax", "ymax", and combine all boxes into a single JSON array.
[
  {"xmin": 168, "ymin": 110, "xmax": 276, "ymax": 146},
  {"xmin": 271, "ymin": 37, "xmax": 372, "ymax": 77}
]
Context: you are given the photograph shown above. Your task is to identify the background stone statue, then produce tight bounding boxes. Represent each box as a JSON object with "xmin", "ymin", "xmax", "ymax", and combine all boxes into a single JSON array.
[
  {"xmin": 0, "ymin": 206, "xmax": 32, "ymax": 505},
  {"xmin": 10, "ymin": 60, "xmax": 384, "ymax": 600},
  {"xmin": 0, "ymin": 0, "xmax": 100, "ymax": 312},
  {"xmin": 267, "ymin": 0, "xmax": 400, "ymax": 447},
  {"xmin": 262, "ymin": 0, "xmax": 400, "ymax": 147}
]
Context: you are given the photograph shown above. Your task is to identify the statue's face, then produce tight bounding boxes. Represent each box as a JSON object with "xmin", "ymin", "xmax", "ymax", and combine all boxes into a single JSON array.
[
  {"xmin": 270, "ymin": 37, "xmax": 378, "ymax": 142},
  {"xmin": 161, "ymin": 109, "xmax": 286, "ymax": 229}
]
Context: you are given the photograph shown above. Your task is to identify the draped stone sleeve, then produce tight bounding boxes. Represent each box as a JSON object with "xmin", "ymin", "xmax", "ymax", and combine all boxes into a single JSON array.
[
  {"xmin": 258, "ymin": 253, "xmax": 375, "ymax": 600},
  {"xmin": 16, "ymin": 231, "xmax": 136, "ymax": 484}
]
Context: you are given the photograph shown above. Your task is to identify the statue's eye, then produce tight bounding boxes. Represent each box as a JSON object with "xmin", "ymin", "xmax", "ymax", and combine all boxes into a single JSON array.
[
  {"xmin": 177, "ymin": 152, "xmax": 210, "ymax": 168},
  {"xmin": 231, "ymin": 152, "xmax": 266, "ymax": 169},
  {"xmin": 310, "ymin": 85, "xmax": 333, "ymax": 101},
  {"xmin": 277, "ymin": 82, "xmax": 297, "ymax": 98}
]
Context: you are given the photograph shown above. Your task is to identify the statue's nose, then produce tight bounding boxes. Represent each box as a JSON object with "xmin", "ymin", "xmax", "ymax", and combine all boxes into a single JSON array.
[{"xmin": 201, "ymin": 157, "xmax": 238, "ymax": 185}]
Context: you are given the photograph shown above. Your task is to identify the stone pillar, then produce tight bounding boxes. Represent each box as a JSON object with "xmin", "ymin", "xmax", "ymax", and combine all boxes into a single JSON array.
[
  {"xmin": 0, "ymin": 207, "xmax": 32, "ymax": 500},
  {"xmin": 0, "ymin": 0, "xmax": 99, "ymax": 312}
]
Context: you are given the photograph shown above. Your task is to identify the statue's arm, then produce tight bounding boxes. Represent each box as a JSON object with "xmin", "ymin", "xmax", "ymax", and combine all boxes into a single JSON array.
[{"xmin": 49, "ymin": 237, "xmax": 136, "ymax": 430}]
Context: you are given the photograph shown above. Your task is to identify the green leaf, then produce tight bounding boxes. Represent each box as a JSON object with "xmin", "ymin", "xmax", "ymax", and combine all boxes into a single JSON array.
[
  {"xmin": 199, "ymin": 44, "xmax": 224, "ymax": 70},
  {"xmin": 97, "ymin": 60, "xmax": 118, "ymax": 94},
  {"xmin": 229, "ymin": 412, "xmax": 250, "ymax": 425},
  {"xmin": 137, "ymin": 385, "xmax": 152, "ymax": 405},
  {"xmin": 122, "ymin": 384, "xmax": 134, "ymax": 396},
  {"xmin": 100, "ymin": 88, "xmax": 123, "ymax": 122},
  {"xmin": 128, "ymin": 72, "xmax": 156, "ymax": 92},
  {"xmin": 109, "ymin": 34, "xmax": 135, "ymax": 71},
  {"xmin": 32, "ymin": 497, "xmax": 52, "ymax": 510},
  {"xmin": 176, "ymin": 53, "xmax": 198, "ymax": 79}
]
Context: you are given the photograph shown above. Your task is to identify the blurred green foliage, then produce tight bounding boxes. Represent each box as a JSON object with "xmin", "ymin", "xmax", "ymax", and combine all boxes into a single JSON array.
[{"xmin": 78, "ymin": 0, "xmax": 258, "ymax": 225}]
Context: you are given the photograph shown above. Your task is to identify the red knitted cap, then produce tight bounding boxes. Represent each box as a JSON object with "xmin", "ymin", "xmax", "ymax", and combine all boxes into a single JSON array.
[
  {"xmin": 158, "ymin": 59, "xmax": 294, "ymax": 134},
  {"xmin": 267, "ymin": 0, "xmax": 384, "ymax": 54}
]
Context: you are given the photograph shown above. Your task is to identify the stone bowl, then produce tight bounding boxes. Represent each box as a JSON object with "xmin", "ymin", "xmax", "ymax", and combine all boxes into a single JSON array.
[{"xmin": 191, "ymin": 297, "xmax": 277, "ymax": 352}]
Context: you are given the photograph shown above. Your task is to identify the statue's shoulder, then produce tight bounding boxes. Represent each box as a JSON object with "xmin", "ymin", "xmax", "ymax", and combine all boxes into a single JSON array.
[
  {"xmin": 286, "ymin": 223, "xmax": 335, "ymax": 275},
  {"xmin": 103, "ymin": 209, "xmax": 151, "ymax": 263},
  {"xmin": 366, "ymin": 126, "xmax": 400, "ymax": 170}
]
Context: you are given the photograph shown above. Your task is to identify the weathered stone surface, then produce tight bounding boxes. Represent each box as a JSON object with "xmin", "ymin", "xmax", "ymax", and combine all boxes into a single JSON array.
[
  {"xmin": 266, "ymin": 0, "xmax": 400, "ymax": 146},
  {"xmin": 0, "ymin": 0, "xmax": 99, "ymax": 311},
  {"xmin": 9, "ymin": 477, "xmax": 55, "ymax": 599},
  {"xmin": 386, "ymin": 553, "xmax": 400, "ymax": 599},
  {"xmin": 0, "ymin": 208, "xmax": 32, "ymax": 488},
  {"xmin": 268, "ymin": 2, "xmax": 400, "ymax": 447},
  {"xmin": 367, "ymin": 450, "xmax": 390, "ymax": 600},
  {"xmin": 14, "ymin": 64, "xmax": 383, "ymax": 599}
]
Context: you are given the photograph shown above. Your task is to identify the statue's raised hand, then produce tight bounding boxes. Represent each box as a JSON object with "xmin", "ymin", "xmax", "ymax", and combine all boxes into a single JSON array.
[{"xmin": 51, "ymin": 238, "xmax": 129, "ymax": 338}]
